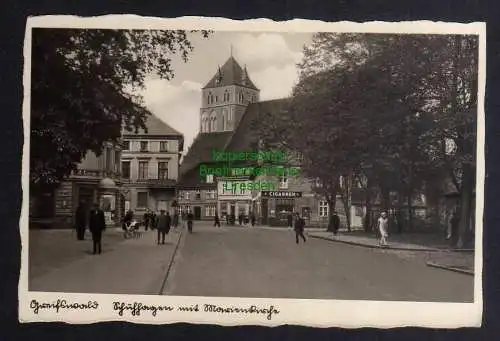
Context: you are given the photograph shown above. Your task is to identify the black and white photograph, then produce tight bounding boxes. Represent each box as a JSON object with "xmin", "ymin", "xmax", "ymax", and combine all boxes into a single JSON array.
[{"xmin": 20, "ymin": 17, "xmax": 485, "ymax": 327}]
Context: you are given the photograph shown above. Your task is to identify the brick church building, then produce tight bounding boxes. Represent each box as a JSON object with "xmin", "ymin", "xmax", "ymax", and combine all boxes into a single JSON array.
[{"xmin": 178, "ymin": 55, "xmax": 348, "ymax": 227}]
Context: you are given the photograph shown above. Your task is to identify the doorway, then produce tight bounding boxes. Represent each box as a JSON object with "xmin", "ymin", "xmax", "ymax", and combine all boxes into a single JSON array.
[
  {"xmin": 194, "ymin": 206, "xmax": 201, "ymax": 220},
  {"xmin": 78, "ymin": 187, "xmax": 95, "ymax": 216}
]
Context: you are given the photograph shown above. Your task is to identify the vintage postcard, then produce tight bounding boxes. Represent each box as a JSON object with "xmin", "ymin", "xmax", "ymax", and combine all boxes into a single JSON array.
[{"xmin": 20, "ymin": 16, "xmax": 485, "ymax": 328}]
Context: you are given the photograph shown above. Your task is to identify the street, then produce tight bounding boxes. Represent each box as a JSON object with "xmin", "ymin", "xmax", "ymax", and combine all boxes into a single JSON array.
[
  {"xmin": 29, "ymin": 224, "xmax": 474, "ymax": 302},
  {"xmin": 165, "ymin": 224, "xmax": 474, "ymax": 302}
]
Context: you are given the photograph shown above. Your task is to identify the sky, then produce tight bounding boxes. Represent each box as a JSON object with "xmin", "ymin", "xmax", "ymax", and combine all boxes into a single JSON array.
[{"xmin": 138, "ymin": 31, "xmax": 313, "ymax": 153}]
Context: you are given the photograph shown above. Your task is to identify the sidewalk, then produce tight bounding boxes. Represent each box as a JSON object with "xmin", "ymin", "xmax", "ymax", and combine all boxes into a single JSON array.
[
  {"xmin": 29, "ymin": 229, "xmax": 183, "ymax": 295},
  {"xmin": 28, "ymin": 228, "xmax": 127, "ymax": 279},
  {"xmin": 308, "ymin": 230, "xmax": 473, "ymax": 251},
  {"xmin": 308, "ymin": 230, "xmax": 475, "ymax": 275}
]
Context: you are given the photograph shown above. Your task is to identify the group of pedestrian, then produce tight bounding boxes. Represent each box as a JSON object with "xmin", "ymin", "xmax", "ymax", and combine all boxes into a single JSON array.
[
  {"xmin": 219, "ymin": 212, "xmax": 256, "ymax": 227},
  {"xmin": 143, "ymin": 210, "xmax": 157, "ymax": 231},
  {"xmin": 74, "ymin": 201, "xmax": 106, "ymax": 255}
]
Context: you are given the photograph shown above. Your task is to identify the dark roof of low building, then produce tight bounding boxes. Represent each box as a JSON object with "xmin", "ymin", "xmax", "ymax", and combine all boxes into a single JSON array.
[
  {"xmin": 179, "ymin": 131, "xmax": 234, "ymax": 177},
  {"xmin": 202, "ymin": 56, "xmax": 259, "ymax": 90}
]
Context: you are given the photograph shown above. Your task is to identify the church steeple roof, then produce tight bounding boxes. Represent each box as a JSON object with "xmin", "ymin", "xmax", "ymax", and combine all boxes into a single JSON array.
[{"xmin": 202, "ymin": 56, "xmax": 259, "ymax": 90}]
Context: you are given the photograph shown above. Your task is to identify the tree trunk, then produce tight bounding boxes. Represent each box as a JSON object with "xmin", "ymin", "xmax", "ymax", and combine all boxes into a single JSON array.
[
  {"xmin": 395, "ymin": 190, "xmax": 404, "ymax": 233},
  {"xmin": 339, "ymin": 176, "xmax": 351, "ymax": 232},
  {"xmin": 457, "ymin": 164, "xmax": 474, "ymax": 248},
  {"xmin": 380, "ymin": 186, "xmax": 391, "ymax": 212},
  {"xmin": 406, "ymin": 192, "xmax": 414, "ymax": 232},
  {"xmin": 364, "ymin": 178, "xmax": 373, "ymax": 233}
]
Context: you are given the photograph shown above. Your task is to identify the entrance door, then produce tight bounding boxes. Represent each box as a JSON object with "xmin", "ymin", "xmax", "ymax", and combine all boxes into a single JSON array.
[
  {"xmin": 78, "ymin": 187, "xmax": 95, "ymax": 216},
  {"xmin": 230, "ymin": 205, "xmax": 235, "ymax": 216},
  {"xmin": 194, "ymin": 206, "xmax": 201, "ymax": 220}
]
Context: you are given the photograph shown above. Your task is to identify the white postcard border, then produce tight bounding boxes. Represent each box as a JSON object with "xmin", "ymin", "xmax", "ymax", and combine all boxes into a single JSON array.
[{"xmin": 20, "ymin": 16, "xmax": 486, "ymax": 328}]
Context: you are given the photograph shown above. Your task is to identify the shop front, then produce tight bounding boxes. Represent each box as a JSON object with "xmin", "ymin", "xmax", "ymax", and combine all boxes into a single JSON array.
[
  {"xmin": 259, "ymin": 191, "xmax": 302, "ymax": 227},
  {"xmin": 217, "ymin": 178, "xmax": 252, "ymax": 223}
]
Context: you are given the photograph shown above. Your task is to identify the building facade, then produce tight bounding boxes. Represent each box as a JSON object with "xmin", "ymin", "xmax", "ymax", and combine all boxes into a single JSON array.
[
  {"xmin": 178, "ymin": 55, "xmax": 347, "ymax": 225},
  {"xmin": 121, "ymin": 114, "xmax": 184, "ymax": 219},
  {"xmin": 30, "ymin": 142, "xmax": 123, "ymax": 228}
]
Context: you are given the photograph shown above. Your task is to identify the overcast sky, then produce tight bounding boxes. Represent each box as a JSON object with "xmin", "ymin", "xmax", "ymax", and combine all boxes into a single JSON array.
[{"xmin": 139, "ymin": 31, "xmax": 313, "ymax": 153}]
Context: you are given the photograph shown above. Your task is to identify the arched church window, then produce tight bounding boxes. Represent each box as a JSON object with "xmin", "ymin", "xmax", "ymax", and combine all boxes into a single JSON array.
[
  {"xmin": 202, "ymin": 113, "xmax": 208, "ymax": 133},
  {"xmin": 210, "ymin": 111, "xmax": 217, "ymax": 132}
]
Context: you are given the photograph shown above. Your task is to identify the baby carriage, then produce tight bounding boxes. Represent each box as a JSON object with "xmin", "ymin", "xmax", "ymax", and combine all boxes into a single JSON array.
[{"xmin": 124, "ymin": 220, "xmax": 140, "ymax": 239}]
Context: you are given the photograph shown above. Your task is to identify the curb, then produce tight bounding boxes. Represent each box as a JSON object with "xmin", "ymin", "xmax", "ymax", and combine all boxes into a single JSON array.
[
  {"xmin": 426, "ymin": 261, "xmax": 474, "ymax": 276},
  {"xmin": 158, "ymin": 229, "xmax": 184, "ymax": 295},
  {"xmin": 309, "ymin": 234, "xmax": 472, "ymax": 252}
]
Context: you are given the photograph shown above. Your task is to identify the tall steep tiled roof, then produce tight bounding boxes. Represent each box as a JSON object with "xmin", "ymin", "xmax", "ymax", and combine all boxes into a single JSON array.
[
  {"xmin": 225, "ymin": 98, "xmax": 291, "ymax": 154},
  {"xmin": 203, "ymin": 56, "xmax": 259, "ymax": 90}
]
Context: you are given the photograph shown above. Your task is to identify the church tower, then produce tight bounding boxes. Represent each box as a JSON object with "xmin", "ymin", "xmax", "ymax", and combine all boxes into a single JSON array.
[{"xmin": 200, "ymin": 55, "xmax": 260, "ymax": 134}]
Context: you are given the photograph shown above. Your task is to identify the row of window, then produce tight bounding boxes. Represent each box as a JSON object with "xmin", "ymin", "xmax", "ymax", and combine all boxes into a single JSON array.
[
  {"xmin": 179, "ymin": 189, "xmax": 216, "ymax": 200},
  {"xmin": 206, "ymin": 90, "xmax": 256, "ymax": 105},
  {"xmin": 121, "ymin": 160, "xmax": 169, "ymax": 180},
  {"xmin": 177, "ymin": 205, "xmax": 217, "ymax": 217},
  {"xmin": 201, "ymin": 109, "xmax": 233, "ymax": 133},
  {"xmin": 122, "ymin": 140, "xmax": 170, "ymax": 152}
]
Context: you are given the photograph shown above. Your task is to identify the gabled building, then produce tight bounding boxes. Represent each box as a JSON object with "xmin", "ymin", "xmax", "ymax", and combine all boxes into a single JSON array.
[
  {"xmin": 178, "ymin": 55, "xmax": 346, "ymax": 226},
  {"xmin": 121, "ymin": 113, "xmax": 184, "ymax": 218},
  {"xmin": 177, "ymin": 56, "xmax": 260, "ymax": 220}
]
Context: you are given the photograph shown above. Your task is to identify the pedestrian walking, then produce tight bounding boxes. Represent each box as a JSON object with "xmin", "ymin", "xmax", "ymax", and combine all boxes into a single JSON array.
[
  {"xmin": 122, "ymin": 209, "xmax": 133, "ymax": 232},
  {"xmin": 75, "ymin": 201, "xmax": 87, "ymax": 240},
  {"xmin": 143, "ymin": 210, "xmax": 150, "ymax": 231},
  {"xmin": 250, "ymin": 212, "xmax": 256, "ymax": 227},
  {"xmin": 214, "ymin": 211, "xmax": 221, "ymax": 227},
  {"xmin": 294, "ymin": 212, "xmax": 307, "ymax": 244},
  {"xmin": 88, "ymin": 203, "xmax": 106, "ymax": 255},
  {"xmin": 187, "ymin": 211, "xmax": 194, "ymax": 233},
  {"xmin": 329, "ymin": 211, "xmax": 340, "ymax": 237},
  {"xmin": 377, "ymin": 211, "xmax": 389, "ymax": 247},
  {"xmin": 181, "ymin": 210, "xmax": 187, "ymax": 229},
  {"xmin": 173, "ymin": 211, "xmax": 179, "ymax": 230},
  {"xmin": 287, "ymin": 212, "xmax": 293, "ymax": 228},
  {"xmin": 151, "ymin": 210, "xmax": 157, "ymax": 230},
  {"xmin": 156, "ymin": 210, "xmax": 171, "ymax": 244}
]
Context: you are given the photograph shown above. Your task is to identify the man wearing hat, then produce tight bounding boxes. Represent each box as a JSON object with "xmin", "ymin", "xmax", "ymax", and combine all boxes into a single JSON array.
[{"xmin": 157, "ymin": 210, "xmax": 171, "ymax": 245}]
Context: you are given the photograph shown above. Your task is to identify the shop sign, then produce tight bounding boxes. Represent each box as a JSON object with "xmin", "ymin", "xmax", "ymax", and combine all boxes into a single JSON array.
[{"xmin": 261, "ymin": 191, "xmax": 302, "ymax": 198}]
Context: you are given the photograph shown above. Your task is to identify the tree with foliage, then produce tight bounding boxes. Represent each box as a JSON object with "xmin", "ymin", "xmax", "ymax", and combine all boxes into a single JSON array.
[
  {"xmin": 260, "ymin": 33, "xmax": 478, "ymax": 247},
  {"xmin": 31, "ymin": 28, "xmax": 210, "ymax": 193}
]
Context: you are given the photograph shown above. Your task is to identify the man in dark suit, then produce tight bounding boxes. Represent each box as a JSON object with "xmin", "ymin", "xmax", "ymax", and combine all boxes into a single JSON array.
[
  {"xmin": 329, "ymin": 211, "xmax": 340, "ymax": 237},
  {"xmin": 294, "ymin": 212, "xmax": 307, "ymax": 244},
  {"xmin": 88, "ymin": 203, "xmax": 106, "ymax": 254},
  {"xmin": 187, "ymin": 210, "xmax": 194, "ymax": 233},
  {"xmin": 287, "ymin": 213, "xmax": 293, "ymax": 228},
  {"xmin": 157, "ymin": 210, "xmax": 171, "ymax": 244}
]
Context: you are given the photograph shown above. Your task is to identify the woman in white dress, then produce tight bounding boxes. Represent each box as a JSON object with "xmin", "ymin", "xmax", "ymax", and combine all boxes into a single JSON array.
[{"xmin": 377, "ymin": 211, "xmax": 389, "ymax": 246}]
